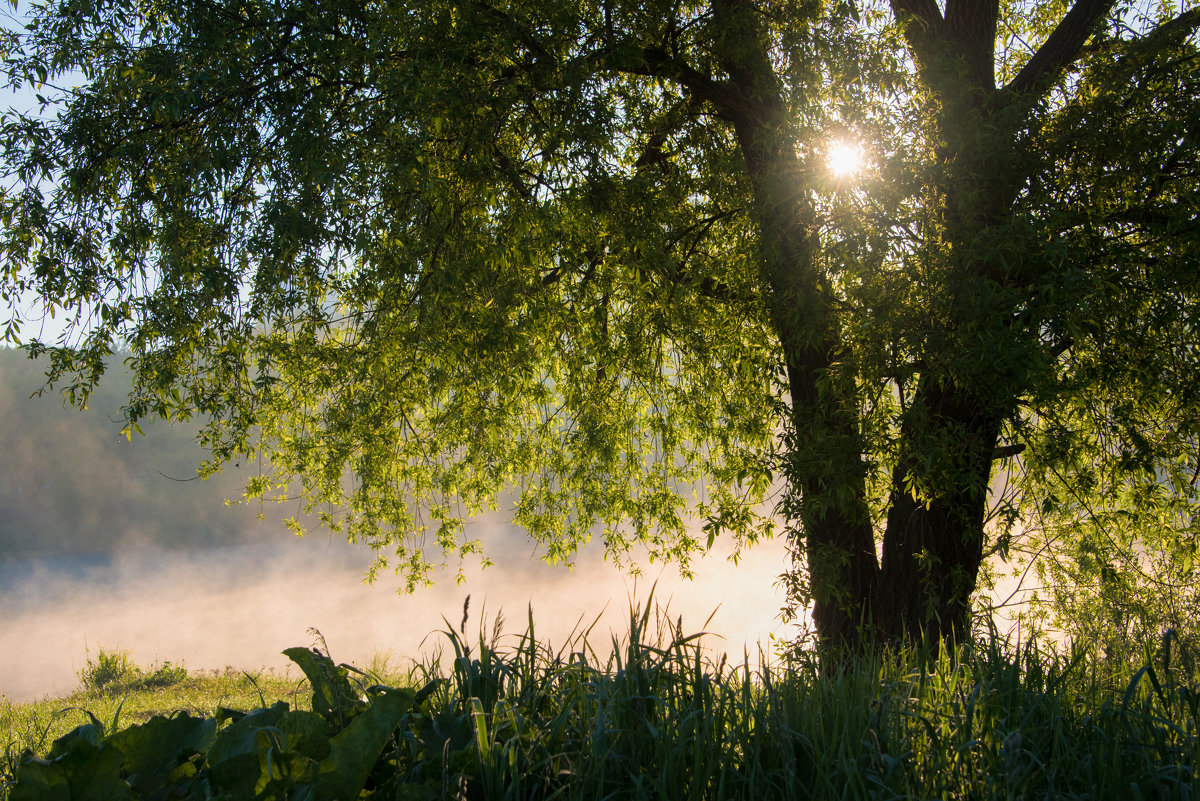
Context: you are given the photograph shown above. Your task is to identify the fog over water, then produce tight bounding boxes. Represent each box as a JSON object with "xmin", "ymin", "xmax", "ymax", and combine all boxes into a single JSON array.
[{"xmin": 0, "ymin": 526, "xmax": 792, "ymax": 702}]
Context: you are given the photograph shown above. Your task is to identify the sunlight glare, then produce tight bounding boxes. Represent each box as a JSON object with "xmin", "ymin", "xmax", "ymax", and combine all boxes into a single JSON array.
[{"xmin": 827, "ymin": 140, "xmax": 864, "ymax": 178}]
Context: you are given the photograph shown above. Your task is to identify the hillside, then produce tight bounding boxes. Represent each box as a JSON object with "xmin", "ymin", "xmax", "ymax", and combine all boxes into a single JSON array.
[{"xmin": 0, "ymin": 348, "xmax": 294, "ymax": 559}]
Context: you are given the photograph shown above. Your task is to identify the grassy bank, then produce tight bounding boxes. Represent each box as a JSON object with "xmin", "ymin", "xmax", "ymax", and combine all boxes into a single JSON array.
[
  {"xmin": 2, "ymin": 664, "xmax": 307, "ymax": 760},
  {"xmin": 2, "ymin": 606, "xmax": 1197, "ymax": 800},
  {"xmin": 1, "ymin": 643, "xmax": 416, "ymax": 760}
]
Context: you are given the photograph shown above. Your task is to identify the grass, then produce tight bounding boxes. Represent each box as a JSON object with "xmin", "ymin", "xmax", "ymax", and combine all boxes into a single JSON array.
[
  {"xmin": 1, "ymin": 607, "xmax": 1197, "ymax": 800},
  {"xmin": 0, "ymin": 641, "xmax": 420, "ymax": 755},
  {"xmin": 1, "ymin": 655, "xmax": 307, "ymax": 761}
]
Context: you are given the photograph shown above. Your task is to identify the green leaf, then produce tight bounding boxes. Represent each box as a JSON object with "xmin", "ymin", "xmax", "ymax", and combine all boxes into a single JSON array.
[
  {"xmin": 9, "ymin": 759, "xmax": 71, "ymax": 801},
  {"xmin": 314, "ymin": 687, "xmax": 412, "ymax": 800},
  {"xmin": 277, "ymin": 710, "xmax": 333, "ymax": 763},
  {"xmin": 106, "ymin": 713, "xmax": 216, "ymax": 797},
  {"xmin": 12, "ymin": 736, "xmax": 132, "ymax": 801},
  {"xmin": 282, "ymin": 648, "xmax": 367, "ymax": 727},
  {"xmin": 206, "ymin": 702, "xmax": 290, "ymax": 798}
]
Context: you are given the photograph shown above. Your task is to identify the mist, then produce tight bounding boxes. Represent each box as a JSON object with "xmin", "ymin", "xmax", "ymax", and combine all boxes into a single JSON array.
[{"xmin": 0, "ymin": 527, "xmax": 791, "ymax": 702}]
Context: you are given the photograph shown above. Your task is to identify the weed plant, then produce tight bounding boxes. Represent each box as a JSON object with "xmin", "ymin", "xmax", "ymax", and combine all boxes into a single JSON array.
[
  {"xmin": 2, "ymin": 602, "xmax": 1198, "ymax": 800},
  {"xmin": 77, "ymin": 646, "xmax": 190, "ymax": 695}
]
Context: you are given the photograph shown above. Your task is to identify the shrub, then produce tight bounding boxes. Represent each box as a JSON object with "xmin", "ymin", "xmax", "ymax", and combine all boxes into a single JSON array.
[
  {"xmin": 77, "ymin": 648, "xmax": 189, "ymax": 694},
  {"xmin": 77, "ymin": 647, "xmax": 136, "ymax": 693},
  {"xmin": 139, "ymin": 662, "xmax": 188, "ymax": 690}
]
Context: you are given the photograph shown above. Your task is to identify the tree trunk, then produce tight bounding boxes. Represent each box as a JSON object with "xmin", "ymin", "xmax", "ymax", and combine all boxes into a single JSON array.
[
  {"xmin": 708, "ymin": 0, "xmax": 882, "ymax": 651},
  {"xmin": 875, "ymin": 382, "xmax": 1004, "ymax": 644},
  {"xmin": 711, "ymin": 0, "xmax": 1038, "ymax": 655},
  {"xmin": 705, "ymin": 0, "xmax": 1119, "ymax": 655},
  {"xmin": 781, "ymin": 351, "xmax": 881, "ymax": 651}
]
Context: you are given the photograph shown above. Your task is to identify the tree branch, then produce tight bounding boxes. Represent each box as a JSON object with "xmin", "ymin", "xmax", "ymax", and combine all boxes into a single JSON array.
[
  {"xmin": 890, "ymin": 0, "xmax": 945, "ymax": 35},
  {"xmin": 888, "ymin": 0, "xmax": 946, "ymax": 73},
  {"xmin": 992, "ymin": 443, "xmax": 1026, "ymax": 461},
  {"xmin": 1146, "ymin": 6, "xmax": 1200, "ymax": 43},
  {"xmin": 1006, "ymin": 0, "xmax": 1118, "ymax": 96},
  {"xmin": 609, "ymin": 45, "xmax": 744, "ymax": 118},
  {"xmin": 633, "ymin": 95, "xmax": 702, "ymax": 174}
]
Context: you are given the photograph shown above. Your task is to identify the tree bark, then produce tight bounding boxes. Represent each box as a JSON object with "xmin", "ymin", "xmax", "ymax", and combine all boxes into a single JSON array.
[{"xmin": 875, "ymin": 383, "xmax": 1004, "ymax": 643}]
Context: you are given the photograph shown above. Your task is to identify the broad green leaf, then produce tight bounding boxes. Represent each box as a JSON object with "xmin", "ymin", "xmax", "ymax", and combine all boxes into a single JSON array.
[
  {"xmin": 314, "ymin": 687, "xmax": 412, "ymax": 800},
  {"xmin": 106, "ymin": 713, "xmax": 216, "ymax": 797},
  {"xmin": 12, "ymin": 736, "xmax": 132, "ymax": 801},
  {"xmin": 283, "ymin": 648, "xmax": 366, "ymax": 727}
]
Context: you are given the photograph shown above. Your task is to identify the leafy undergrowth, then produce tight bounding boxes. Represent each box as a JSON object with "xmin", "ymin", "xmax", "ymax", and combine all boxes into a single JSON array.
[{"xmin": 2, "ymin": 606, "xmax": 1198, "ymax": 800}]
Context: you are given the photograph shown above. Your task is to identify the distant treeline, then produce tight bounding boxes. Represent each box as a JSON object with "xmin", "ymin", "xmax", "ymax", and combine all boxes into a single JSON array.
[{"xmin": 0, "ymin": 348, "xmax": 294, "ymax": 559}]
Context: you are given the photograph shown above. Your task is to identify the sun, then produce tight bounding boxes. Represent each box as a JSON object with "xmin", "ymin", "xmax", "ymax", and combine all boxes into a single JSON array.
[{"xmin": 827, "ymin": 140, "xmax": 865, "ymax": 178}]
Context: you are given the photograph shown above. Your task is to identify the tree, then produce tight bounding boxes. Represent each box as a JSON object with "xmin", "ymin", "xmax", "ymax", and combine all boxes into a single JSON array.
[{"xmin": 2, "ymin": 0, "xmax": 1198, "ymax": 651}]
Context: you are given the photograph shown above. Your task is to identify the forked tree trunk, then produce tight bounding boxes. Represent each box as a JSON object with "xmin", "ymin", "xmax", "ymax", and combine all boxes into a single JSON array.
[
  {"xmin": 783, "ymin": 350, "xmax": 1005, "ymax": 652},
  {"xmin": 711, "ymin": 0, "xmax": 1061, "ymax": 655}
]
